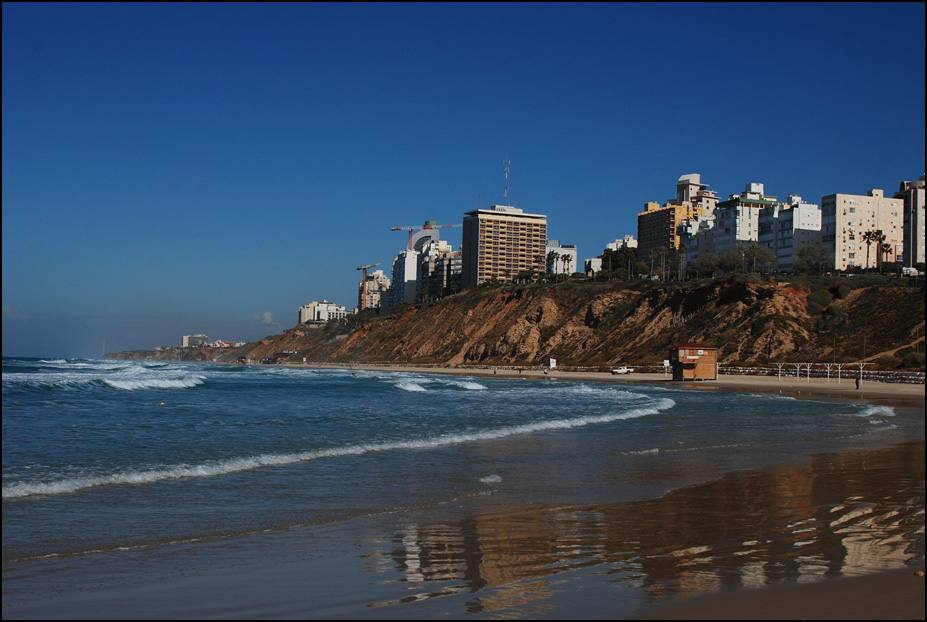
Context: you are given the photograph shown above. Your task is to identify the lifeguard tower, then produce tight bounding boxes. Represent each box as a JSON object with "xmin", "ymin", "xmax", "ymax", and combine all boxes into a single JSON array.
[{"xmin": 668, "ymin": 343, "xmax": 719, "ymax": 381}]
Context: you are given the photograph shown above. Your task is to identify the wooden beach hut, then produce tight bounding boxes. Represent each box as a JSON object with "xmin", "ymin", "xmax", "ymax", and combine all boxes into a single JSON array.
[{"xmin": 668, "ymin": 343, "xmax": 719, "ymax": 381}]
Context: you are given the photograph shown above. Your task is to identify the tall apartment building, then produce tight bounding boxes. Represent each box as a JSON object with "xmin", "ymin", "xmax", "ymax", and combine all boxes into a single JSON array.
[
  {"xmin": 637, "ymin": 174, "xmax": 718, "ymax": 271},
  {"xmin": 637, "ymin": 201, "xmax": 703, "ymax": 265},
  {"xmin": 712, "ymin": 183, "xmax": 781, "ymax": 256},
  {"xmin": 821, "ymin": 189, "xmax": 904, "ymax": 271},
  {"xmin": 672, "ymin": 173, "xmax": 720, "ymax": 214},
  {"xmin": 390, "ymin": 250, "xmax": 419, "ymax": 307},
  {"xmin": 896, "ymin": 175, "xmax": 926, "ymax": 267},
  {"xmin": 461, "ymin": 205, "xmax": 547, "ymax": 287},
  {"xmin": 358, "ymin": 269, "xmax": 391, "ymax": 311},
  {"xmin": 298, "ymin": 300, "xmax": 347, "ymax": 324},
  {"xmin": 757, "ymin": 195, "xmax": 822, "ymax": 273},
  {"xmin": 417, "ymin": 240, "xmax": 462, "ymax": 301}
]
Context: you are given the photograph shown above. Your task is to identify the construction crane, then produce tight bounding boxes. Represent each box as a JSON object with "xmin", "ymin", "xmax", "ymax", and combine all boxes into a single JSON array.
[
  {"xmin": 356, "ymin": 263, "xmax": 381, "ymax": 311},
  {"xmin": 390, "ymin": 221, "xmax": 462, "ymax": 250}
]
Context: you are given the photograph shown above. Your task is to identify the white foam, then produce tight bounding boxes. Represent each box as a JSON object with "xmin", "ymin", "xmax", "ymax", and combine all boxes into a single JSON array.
[
  {"xmin": 103, "ymin": 376, "xmax": 205, "ymax": 390},
  {"xmin": 397, "ymin": 381, "xmax": 427, "ymax": 392},
  {"xmin": 3, "ymin": 397, "xmax": 675, "ymax": 499},
  {"xmin": 479, "ymin": 474, "xmax": 502, "ymax": 484},
  {"xmin": 450, "ymin": 381, "xmax": 487, "ymax": 390}
]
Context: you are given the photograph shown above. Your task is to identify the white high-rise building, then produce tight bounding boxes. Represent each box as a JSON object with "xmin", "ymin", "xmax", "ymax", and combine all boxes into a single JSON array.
[
  {"xmin": 712, "ymin": 183, "xmax": 782, "ymax": 256},
  {"xmin": 391, "ymin": 250, "xmax": 419, "ymax": 306},
  {"xmin": 758, "ymin": 195, "xmax": 822, "ymax": 273}
]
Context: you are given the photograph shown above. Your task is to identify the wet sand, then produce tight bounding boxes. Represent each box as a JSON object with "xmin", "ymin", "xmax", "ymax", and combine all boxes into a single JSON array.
[
  {"xmin": 642, "ymin": 565, "xmax": 925, "ymax": 620},
  {"xmin": 289, "ymin": 362, "xmax": 926, "ymax": 620}
]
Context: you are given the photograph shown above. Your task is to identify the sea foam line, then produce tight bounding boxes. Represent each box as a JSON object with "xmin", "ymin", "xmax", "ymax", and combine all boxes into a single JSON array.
[
  {"xmin": 2, "ymin": 397, "xmax": 674, "ymax": 499},
  {"xmin": 102, "ymin": 376, "xmax": 205, "ymax": 390}
]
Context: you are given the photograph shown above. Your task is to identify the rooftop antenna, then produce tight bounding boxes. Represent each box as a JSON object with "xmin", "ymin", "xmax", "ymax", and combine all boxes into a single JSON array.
[{"xmin": 503, "ymin": 160, "xmax": 510, "ymax": 205}]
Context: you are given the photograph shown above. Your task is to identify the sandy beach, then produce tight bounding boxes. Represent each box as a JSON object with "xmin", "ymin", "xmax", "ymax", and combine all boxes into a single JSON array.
[
  {"xmin": 4, "ymin": 361, "xmax": 923, "ymax": 620},
  {"xmin": 293, "ymin": 361, "xmax": 925, "ymax": 409}
]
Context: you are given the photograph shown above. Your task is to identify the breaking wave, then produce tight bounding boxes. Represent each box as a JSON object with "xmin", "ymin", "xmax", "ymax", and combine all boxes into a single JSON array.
[
  {"xmin": 2, "ymin": 397, "xmax": 675, "ymax": 499},
  {"xmin": 102, "ymin": 376, "xmax": 205, "ymax": 391}
]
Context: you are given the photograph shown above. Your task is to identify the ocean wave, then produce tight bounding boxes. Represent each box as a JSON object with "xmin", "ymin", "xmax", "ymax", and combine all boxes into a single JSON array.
[
  {"xmin": 3, "ymin": 397, "xmax": 675, "ymax": 499},
  {"xmin": 102, "ymin": 376, "xmax": 205, "ymax": 391},
  {"xmin": 397, "ymin": 381, "xmax": 428, "ymax": 392},
  {"xmin": 446, "ymin": 380, "xmax": 487, "ymax": 390},
  {"xmin": 851, "ymin": 405, "xmax": 896, "ymax": 418}
]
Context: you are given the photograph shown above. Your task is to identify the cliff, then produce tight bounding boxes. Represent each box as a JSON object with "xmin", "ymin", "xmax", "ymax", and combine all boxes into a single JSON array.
[{"xmin": 111, "ymin": 275, "xmax": 926, "ymax": 370}]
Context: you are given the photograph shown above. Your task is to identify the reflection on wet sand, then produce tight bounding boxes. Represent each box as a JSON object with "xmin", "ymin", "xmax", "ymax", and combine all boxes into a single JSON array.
[{"xmin": 365, "ymin": 441, "xmax": 924, "ymax": 615}]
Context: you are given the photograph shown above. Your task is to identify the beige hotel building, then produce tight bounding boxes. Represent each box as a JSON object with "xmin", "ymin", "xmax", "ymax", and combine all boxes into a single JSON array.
[{"xmin": 461, "ymin": 205, "xmax": 547, "ymax": 287}]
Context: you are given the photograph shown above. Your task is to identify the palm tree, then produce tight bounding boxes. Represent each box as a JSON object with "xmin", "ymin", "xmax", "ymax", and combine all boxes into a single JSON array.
[
  {"xmin": 546, "ymin": 250, "xmax": 559, "ymax": 279},
  {"xmin": 874, "ymin": 233, "xmax": 887, "ymax": 273},
  {"xmin": 562, "ymin": 253, "xmax": 572, "ymax": 276},
  {"xmin": 863, "ymin": 229, "xmax": 882, "ymax": 272}
]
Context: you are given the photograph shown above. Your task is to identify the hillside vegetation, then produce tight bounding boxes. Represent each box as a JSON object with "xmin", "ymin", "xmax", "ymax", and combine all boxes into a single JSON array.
[{"xmin": 112, "ymin": 275, "xmax": 926, "ymax": 370}]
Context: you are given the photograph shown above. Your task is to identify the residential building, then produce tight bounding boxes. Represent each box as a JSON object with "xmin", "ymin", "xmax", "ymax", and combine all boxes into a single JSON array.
[
  {"xmin": 461, "ymin": 205, "xmax": 547, "ymax": 287},
  {"xmin": 358, "ymin": 269, "xmax": 391, "ymax": 311},
  {"xmin": 821, "ymin": 189, "xmax": 904, "ymax": 271},
  {"xmin": 605, "ymin": 235, "xmax": 638, "ymax": 251},
  {"xmin": 757, "ymin": 195, "xmax": 822, "ymax": 273},
  {"xmin": 712, "ymin": 183, "xmax": 782, "ymax": 257},
  {"xmin": 546, "ymin": 239, "xmax": 578, "ymax": 275},
  {"xmin": 637, "ymin": 174, "xmax": 718, "ymax": 275},
  {"xmin": 671, "ymin": 173, "xmax": 720, "ymax": 215},
  {"xmin": 896, "ymin": 175, "xmax": 926, "ymax": 267},
  {"xmin": 637, "ymin": 201, "xmax": 703, "ymax": 273},
  {"xmin": 299, "ymin": 300, "xmax": 348, "ymax": 325},
  {"xmin": 417, "ymin": 240, "xmax": 462, "ymax": 301},
  {"xmin": 390, "ymin": 250, "xmax": 419, "ymax": 307},
  {"xmin": 182, "ymin": 334, "xmax": 209, "ymax": 347}
]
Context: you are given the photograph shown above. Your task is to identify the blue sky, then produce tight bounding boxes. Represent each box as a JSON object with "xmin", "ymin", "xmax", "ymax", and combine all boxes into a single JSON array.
[{"xmin": 3, "ymin": 2, "xmax": 925, "ymax": 358}]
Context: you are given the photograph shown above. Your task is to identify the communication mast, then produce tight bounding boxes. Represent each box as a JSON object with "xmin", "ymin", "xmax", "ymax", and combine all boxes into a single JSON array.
[{"xmin": 503, "ymin": 160, "xmax": 510, "ymax": 205}]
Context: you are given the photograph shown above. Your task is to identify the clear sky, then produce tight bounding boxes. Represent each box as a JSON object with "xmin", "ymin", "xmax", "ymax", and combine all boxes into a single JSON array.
[{"xmin": 3, "ymin": 2, "xmax": 925, "ymax": 359}]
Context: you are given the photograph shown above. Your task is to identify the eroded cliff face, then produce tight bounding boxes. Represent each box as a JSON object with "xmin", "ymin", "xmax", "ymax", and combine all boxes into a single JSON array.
[{"xmin": 112, "ymin": 278, "xmax": 925, "ymax": 367}]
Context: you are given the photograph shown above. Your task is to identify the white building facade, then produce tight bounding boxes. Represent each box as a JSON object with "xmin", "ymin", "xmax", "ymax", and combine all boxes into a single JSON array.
[
  {"xmin": 821, "ymin": 189, "xmax": 904, "ymax": 271},
  {"xmin": 712, "ymin": 183, "xmax": 781, "ymax": 256},
  {"xmin": 299, "ymin": 301, "xmax": 348, "ymax": 324},
  {"xmin": 546, "ymin": 239, "xmax": 579, "ymax": 275},
  {"xmin": 757, "ymin": 195, "xmax": 822, "ymax": 273}
]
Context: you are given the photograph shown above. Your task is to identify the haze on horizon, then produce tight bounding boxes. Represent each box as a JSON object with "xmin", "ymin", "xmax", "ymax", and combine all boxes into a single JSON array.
[{"xmin": 3, "ymin": 2, "xmax": 924, "ymax": 359}]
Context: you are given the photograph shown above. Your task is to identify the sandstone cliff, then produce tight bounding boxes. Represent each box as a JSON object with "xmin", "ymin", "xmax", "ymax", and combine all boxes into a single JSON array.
[{"xmin": 112, "ymin": 276, "xmax": 926, "ymax": 369}]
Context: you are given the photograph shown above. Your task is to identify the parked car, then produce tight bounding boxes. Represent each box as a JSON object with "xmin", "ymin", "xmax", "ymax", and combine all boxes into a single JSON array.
[{"xmin": 611, "ymin": 366, "xmax": 632, "ymax": 375}]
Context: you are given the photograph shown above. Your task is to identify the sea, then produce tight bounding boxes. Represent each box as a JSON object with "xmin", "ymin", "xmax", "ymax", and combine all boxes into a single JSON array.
[{"xmin": 2, "ymin": 357, "xmax": 924, "ymax": 619}]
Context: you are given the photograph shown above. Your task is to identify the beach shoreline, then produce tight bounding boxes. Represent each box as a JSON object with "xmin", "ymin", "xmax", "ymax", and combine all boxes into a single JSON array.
[
  {"xmin": 5, "ymin": 360, "xmax": 924, "ymax": 620},
  {"xmin": 286, "ymin": 361, "xmax": 925, "ymax": 410}
]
